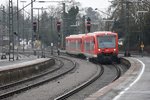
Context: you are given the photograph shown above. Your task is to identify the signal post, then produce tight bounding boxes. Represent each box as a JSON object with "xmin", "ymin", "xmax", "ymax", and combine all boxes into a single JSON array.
[
  {"xmin": 32, "ymin": 21, "xmax": 37, "ymax": 56},
  {"xmin": 57, "ymin": 21, "xmax": 61, "ymax": 55}
]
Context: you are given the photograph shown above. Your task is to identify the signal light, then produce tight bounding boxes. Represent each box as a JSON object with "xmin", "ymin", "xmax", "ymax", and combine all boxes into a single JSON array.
[
  {"xmin": 58, "ymin": 33, "xmax": 61, "ymax": 37},
  {"xmin": 87, "ymin": 17, "xmax": 91, "ymax": 32},
  {"xmin": 33, "ymin": 22, "xmax": 37, "ymax": 32},
  {"xmin": 57, "ymin": 21, "xmax": 61, "ymax": 32}
]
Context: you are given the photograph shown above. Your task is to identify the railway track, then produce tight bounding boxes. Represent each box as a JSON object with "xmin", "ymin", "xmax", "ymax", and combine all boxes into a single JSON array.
[
  {"xmin": 47, "ymin": 50, "xmax": 128, "ymax": 100},
  {"xmin": 54, "ymin": 63, "xmax": 104, "ymax": 100},
  {"xmin": 54, "ymin": 62, "xmax": 124, "ymax": 100},
  {"xmin": 0, "ymin": 56, "xmax": 76, "ymax": 99},
  {"xmin": 112, "ymin": 63, "xmax": 121, "ymax": 82},
  {"xmin": 6, "ymin": 50, "xmax": 128, "ymax": 100}
]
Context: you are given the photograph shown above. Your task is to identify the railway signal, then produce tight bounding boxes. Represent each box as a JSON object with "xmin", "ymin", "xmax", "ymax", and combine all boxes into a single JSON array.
[
  {"xmin": 57, "ymin": 21, "xmax": 61, "ymax": 32},
  {"xmin": 86, "ymin": 17, "xmax": 91, "ymax": 32},
  {"xmin": 56, "ymin": 21, "xmax": 61, "ymax": 41},
  {"xmin": 33, "ymin": 21, "xmax": 37, "ymax": 32},
  {"xmin": 56, "ymin": 21, "xmax": 61, "ymax": 55}
]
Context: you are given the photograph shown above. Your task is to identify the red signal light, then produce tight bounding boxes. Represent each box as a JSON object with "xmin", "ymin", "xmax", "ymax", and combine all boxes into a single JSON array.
[
  {"xmin": 57, "ymin": 21, "xmax": 61, "ymax": 32},
  {"xmin": 86, "ymin": 17, "xmax": 91, "ymax": 32},
  {"xmin": 33, "ymin": 22, "xmax": 37, "ymax": 32}
]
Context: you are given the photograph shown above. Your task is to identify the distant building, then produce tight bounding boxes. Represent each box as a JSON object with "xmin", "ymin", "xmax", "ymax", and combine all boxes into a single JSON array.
[{"xmin": 0, "ymin": 24, "xmax": 9, "ymax": 46}]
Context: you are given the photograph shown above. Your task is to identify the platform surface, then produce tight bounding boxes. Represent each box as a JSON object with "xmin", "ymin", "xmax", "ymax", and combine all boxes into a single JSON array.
[
  {"xmin": 112, "ymin": 56, "xmax": 150, "ymax": 100},
  {"xmin": 85, "ymin": 55, "xmax": 150, "ymax": 100}
]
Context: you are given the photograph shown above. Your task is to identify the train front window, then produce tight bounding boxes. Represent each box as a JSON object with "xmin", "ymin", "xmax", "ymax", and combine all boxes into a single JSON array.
[{"xmin": 97, "ymin": 35, "xmax": 116, "ymax": 48}]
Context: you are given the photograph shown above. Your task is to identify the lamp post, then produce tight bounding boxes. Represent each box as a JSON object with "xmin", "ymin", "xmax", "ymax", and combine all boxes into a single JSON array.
[
  {"xmin": 137, "ymin": 10, "xmax": 148, "ymax": 57},
  {"xmin": 95, "ymin": 8, "xmax": 113, "ymax": 31}
]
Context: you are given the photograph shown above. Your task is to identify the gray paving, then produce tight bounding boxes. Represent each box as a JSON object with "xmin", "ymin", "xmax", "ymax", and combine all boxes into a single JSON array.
[
  {"xmin": 112, "ymin": 56, "xmax": 150, "ymax": 100},
  {"xmin": 85, "ymin": 55, "xmax": 150, "ymax": 100},
  {"xmin": 0, "ymin": 54, "xmax": 37, "ymax": 67}
]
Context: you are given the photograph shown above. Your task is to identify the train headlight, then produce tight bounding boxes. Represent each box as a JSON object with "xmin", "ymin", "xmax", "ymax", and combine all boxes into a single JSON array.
[
  {"xmin": 98, "ymin": 49, "xmax": 101, "ymax": 51},
  {"xmin": 113, "ymin": 49, "xmax": 116, "ymax": 51}
]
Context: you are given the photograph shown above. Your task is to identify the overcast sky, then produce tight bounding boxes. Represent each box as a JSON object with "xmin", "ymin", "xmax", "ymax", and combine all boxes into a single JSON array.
[
  {"xmin": 0, "ymin": 0, "xmax": 111, "ymax": 11},
  {"xmin": 76, "ymin": 0, "xmax": 111, "ymax": 11}
]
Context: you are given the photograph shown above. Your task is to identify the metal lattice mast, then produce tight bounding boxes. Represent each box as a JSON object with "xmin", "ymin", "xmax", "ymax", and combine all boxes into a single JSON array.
[
  {"xmin": 62, "ymin": 3, "xmax": 65, "ymax": 49},
  {"xmin": 9, "ymin": 0, "xmax": 14, "ymax": 61},
  {"xmin": 1, "ymin": 5, "xmax": 7, "ymax": 59}
]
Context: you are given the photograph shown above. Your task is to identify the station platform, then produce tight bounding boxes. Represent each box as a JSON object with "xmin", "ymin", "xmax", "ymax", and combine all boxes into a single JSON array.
[
  {"xmin": 112, "ymin": 56, "xmax": 150, "ymax": 100},
  {"xmin": 0, "ymin": 54, "xmax": 54, "ymax": 85},
  {"xmin": 0, "ymin": 54, "xmax": 53, "ymax": 71},
  {"xmin": 0, "ymin": 54, "xmax": 38, "ymax": 67},
  {"xmin": 86, "ymin": 55, "xmax": 150, "ymax": 100}
]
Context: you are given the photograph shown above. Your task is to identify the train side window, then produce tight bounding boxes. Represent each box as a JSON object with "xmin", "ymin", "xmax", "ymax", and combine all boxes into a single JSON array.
[
  {"xmin": 84, "ymin": 41, "xmax": 90, "ymax": 52},
  {"xmin": 89, "ymin": 40, "xmax": 94, "ymax": 51},
  {"xmin": 77, "ymin": 40, "xmax": 81, "ymax": 51},
  {"xmin": 76, "ymin": 40, "xmax": 78, "ymax": 51}
]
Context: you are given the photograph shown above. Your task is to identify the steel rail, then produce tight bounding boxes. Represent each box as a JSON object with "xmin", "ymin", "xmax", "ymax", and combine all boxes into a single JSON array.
[
  {"xmin": 0, "ymin": 57, "xmax": 76, "ymax": 99},
  {"xmin": 54, "ymin": 64, "xmax": 104, "ymax": 100},
  {"xmin": 54, "ymin": 54, "xmax": 123, "ymax": 100},
  {"xmin": 112, "ymin": 63, "xmax": 122, "ymax": 82},
  {"xmin": 0, "ymin": 58, "xmax": 62, "ymax": 90}
]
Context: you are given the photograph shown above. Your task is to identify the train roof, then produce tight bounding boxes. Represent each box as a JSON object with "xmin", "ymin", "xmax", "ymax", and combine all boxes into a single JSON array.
[
  {"xmin": 66, "ymin": 31, "xmax": 117, "ymax": 39},
  {"xmin": 92, "ymin": 31, "xmax": 117, "ymax": 35},
  {"xmin": 66, "ymin": 34, "xmax": 85, "ymax": 39}
]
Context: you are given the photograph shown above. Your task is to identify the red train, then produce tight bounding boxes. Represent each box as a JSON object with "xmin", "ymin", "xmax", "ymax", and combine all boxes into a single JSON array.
[{"xmin": 65, "ymin": 31, "xmax": 119, "ymax": 63}]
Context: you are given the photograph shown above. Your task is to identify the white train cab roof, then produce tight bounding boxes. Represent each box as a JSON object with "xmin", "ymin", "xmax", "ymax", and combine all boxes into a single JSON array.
[
  {"xmin": 66, "ymin": 34, "xmax": 85, "ymax": 39},
  {"xmin": 92, "ymin": 31, "xmax": 117, "ymax": 36}
]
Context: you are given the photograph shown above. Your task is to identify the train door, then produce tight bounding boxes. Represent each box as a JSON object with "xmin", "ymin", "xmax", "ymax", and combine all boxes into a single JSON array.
[
  {"xmin": 76, "ymin": 39, "xmax": 82, "ymax": 52},
  {"xmin": 84, "ymin": 36, "xmax": 95, "ymax": 57}
]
